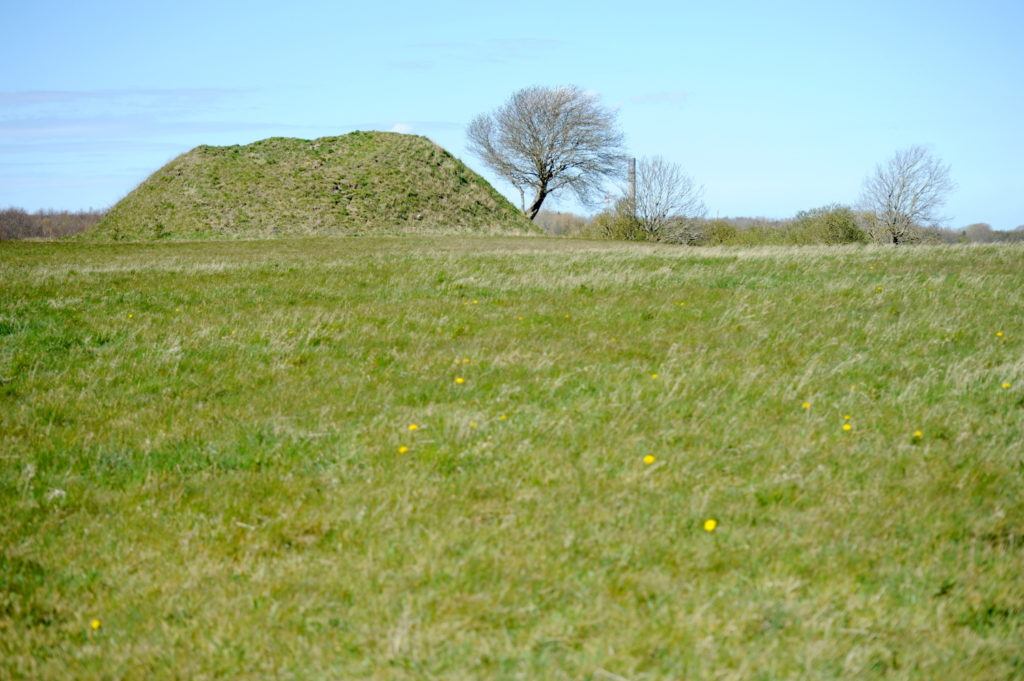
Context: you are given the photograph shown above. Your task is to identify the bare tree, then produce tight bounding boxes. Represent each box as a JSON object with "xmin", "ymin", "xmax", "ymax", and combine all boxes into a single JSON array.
[
  {"xmin": 629, "ymin": 156, "xmax": 706, "ymax": 241},
  {"xmin": 467, "ymin": 86, "xmax": 626, "ymax": 221},
  {"xmin": 0, "ymin": 208, "xmax": 33, "ymax": 240},
  {"xmin": 964, "ymin": 222, "xmax": 998, "ymax": 243},
  {"xmin": 859, "ymin": 146, "xmax": 955, "ymax": 244}
]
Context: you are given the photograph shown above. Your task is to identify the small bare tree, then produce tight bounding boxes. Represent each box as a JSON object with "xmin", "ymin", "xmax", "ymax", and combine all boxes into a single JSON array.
[
  {"xmin": 629, "ymin": 156, "xmax": 706, "ymax": 241},
  {"xmin": 467, "ymin": 86, "xmax": 626, "ymax": 220},
  {"xmin": 859, "ymin": 146, "xmax": 955, "ymax": 244}
]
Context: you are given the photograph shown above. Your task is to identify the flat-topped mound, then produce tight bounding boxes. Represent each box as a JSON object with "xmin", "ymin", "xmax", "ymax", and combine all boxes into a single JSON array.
[{"xmin": 84, "ymin": 131, "xmax": 537, "ymax": 240}]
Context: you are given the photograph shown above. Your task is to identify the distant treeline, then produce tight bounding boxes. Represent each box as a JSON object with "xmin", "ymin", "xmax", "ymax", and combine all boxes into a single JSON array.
[
  {"xmin": 4, "ymin": 203, "xmax": 1021, "ymax": 245},
  {"xmin": 536, "ymin": 208, "xmax": 1024, "ymax": 246},
  {"xmin": 0, "ymin": 207, "xmax": 106, "ymax": 240}
]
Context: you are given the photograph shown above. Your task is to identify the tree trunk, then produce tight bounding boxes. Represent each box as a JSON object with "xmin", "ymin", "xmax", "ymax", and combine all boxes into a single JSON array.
[{"xmin": 525, "ymin": 187, "xmax": 548, "ymax": 221}]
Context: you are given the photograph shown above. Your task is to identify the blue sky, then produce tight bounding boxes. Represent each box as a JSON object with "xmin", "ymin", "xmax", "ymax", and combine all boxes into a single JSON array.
[{"xmin": 2, "ymin": 0, "xmax": 1022, "ymax": 228}]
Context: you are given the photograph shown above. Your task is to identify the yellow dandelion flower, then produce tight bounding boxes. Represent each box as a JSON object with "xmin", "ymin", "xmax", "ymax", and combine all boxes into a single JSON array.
[
  {"xmin": 844, "ymin": 414, "xmax": 851, "ymax": 420},
  {"xmin": 801, "ymin": 402, "xmax": 811, "ymax": 409},
  {"xmin": 455, "ymin": 377, "xmax": 465, "ymax": 384},
  {"xmin": 408, "ymin": 424, "xmax": 419, "ymax": 431},
  {"xmin": 703, "ymin": 519, "xmax": 717, "ymax": 532},
  {"xmin": 499, "ymin": 414, "xmax": 508, "ymax": 420},
  {"xmin": 175, "ymin": 307, "xmax": 180, "ymax": 312},
  {"xmin": 913, "ymin": 430, "xmax": 923, "ymax": 438},
  {"xmin": 517, "ymin": 316, "xmax": 524, "ymax": 321},
  {"xmin": 1002, "ymin": 381, "xmax": 1012, "ymax": 389},
  {"xmin": 843, "ymin": 423, "xmax": 853, "ymax": 431},
  {"xmin": 875, "ymin": 286, "xmax": 884, "ymax": 292},
  {"xmin": 127, "ymin": 313, "xmax": 133, "ymax": 319},
  {"xmin": 650, "ymin": 373, "xmax": 659, "ymax": 379},
  {"xmin": 90, "ymin": 619, "xmax": 101, "ymax": 630},
  {"xmin": 472, "ymin": 300, "xmax": 479, "ymax": 304},
  {"xmin": 398, "ymin": 445, "xmax": 409, "ymax": 454},
  {"xmin": 610, "ymin": 337, "xmax": 617, "ymax": 342},
  {"xmin": 850, "ymin": 384, "xmax": 857, "ymax": 391},
  {"xmin": 643, "ymin": 455, "xmax": 655, "ymax": 465},
  {"xmin": 995, "ymin": 331, "xmax": 1004, "ymax": 337},
  {"xmin": 564, "ymin": 314, "xmax": 571, "ymax": 319},
  {"xmin": 677, "ymin": 301, "xmax": 686, "ymax": 307},
  {"xmin": 463, "ymin": 358, "xmax": 470, "ymax": 364},
  {"xmin": 469, "ymin": 422, "xmax": 478, "ymax": 428},
  {"xmin": 288, "ymin": 329, "xmax": 295, "ymax": 335}
]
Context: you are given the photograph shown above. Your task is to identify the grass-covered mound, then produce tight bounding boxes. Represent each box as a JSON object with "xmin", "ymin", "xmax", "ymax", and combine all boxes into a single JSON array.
[{"xmin": 84, "ymin": 131, "xmax": 537, "ymax": 240}]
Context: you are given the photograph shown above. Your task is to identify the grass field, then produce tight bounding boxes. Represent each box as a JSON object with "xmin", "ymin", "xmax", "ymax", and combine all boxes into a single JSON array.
[{"xmin": 2, "ymin": 236, "xmax": 1022, "ymax": 680}]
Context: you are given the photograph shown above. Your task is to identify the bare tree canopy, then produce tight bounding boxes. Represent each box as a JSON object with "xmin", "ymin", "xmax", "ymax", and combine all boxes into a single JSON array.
[
  {"xmin": 467, "ymin": 85, "xmax": 626, "ymax": 221},
  {"xmin": 631, "ymin": 156, "xmax": 706, "ymax": 239},
  {"xmin": 859, "ymin": 146, "xmax": 955, "ymax": 244}
]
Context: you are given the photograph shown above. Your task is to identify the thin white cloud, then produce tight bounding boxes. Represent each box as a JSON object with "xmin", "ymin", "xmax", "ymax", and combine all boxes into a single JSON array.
[
  {"xmin": 0, "ymin": 88, "xmax": 248, "ymax": 109},
  {"xmin": 385, "ymin": 59, "xmax": 434, "ymax": 71},
  {"xmin": 406, "ymin": 38, "xmax": 565, "ymax": 65},
  {"xmin": 0, "ymin": 115, "xmax": 283, "ymax": 143},
  {"xmin": 628, "ymin": 90, "xmax": 690, "ymax": 107}
]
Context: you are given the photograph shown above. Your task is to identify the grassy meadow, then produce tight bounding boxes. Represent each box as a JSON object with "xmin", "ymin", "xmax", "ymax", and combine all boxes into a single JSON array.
[{"xmin": 1, "ymin": 236, "xmax": 1022, "ymax": 680}]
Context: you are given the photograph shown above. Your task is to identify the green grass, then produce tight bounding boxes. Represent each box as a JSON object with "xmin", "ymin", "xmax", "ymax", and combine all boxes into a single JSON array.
[
  {"xmin": 2, "ymin": 236, "xmax": 1023, "ymax": 680},
  {"xmin": 84, "ymin": 132, "xmax": 537, "ymax": 241}
]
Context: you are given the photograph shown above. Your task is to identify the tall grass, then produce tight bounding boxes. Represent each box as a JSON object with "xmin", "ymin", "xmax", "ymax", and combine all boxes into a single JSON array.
[{"xmin": 2, "ymin": 236, "xmax": 1022, "ymax": 679}]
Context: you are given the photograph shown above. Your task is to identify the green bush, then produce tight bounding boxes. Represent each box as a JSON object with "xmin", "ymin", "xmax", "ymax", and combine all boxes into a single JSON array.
[
  {"xmin": 581, "ymin": 203, "xmax": 650, "ymax": 242},
  {"xmin": 790, "ymin": 204, "xmax": 868, "ymax": 244},
  {"xmin": 702, "ymin": 219, "xmax": 739, "ymax": 245}
]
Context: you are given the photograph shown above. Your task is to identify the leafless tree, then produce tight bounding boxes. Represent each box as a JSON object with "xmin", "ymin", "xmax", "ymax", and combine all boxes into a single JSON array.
[
  {"xmin": 628, "ymin": 156, "xmax": 706, "ymax": 241},
  {"xmin": 859, "ymin": 146, "xmax": 955, "ymax": 244},
  {"xmin": 467, "ymin": 86, "xmax": 626, "ymax": 221},
  {"xmin": 964, "ymin": 223, "xmax": 998, "ymax": 243},
  {"xmin": 0, "ymin": 208, "xmax": 33, "ymax": 240}
]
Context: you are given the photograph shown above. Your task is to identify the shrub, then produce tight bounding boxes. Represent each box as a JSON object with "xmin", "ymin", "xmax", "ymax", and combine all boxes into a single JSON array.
[
  {"xmin": 790, "ymin": 204, "xmax": 868, "ymax": 244},
  {"xmin": 702, "ymin": 219, "xmax": 739, "ymax": 245},
  {"xmin": 589, "ymin": 208, "xmax": 648, "ymax": 241}
]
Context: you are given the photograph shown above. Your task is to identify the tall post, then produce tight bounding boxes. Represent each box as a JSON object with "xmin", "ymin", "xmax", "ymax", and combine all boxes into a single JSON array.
[
  {"xmin": 627, "ymin": 157, "xmax": 636, "ymax": 202},
  {"xmin": 627, "ymin": 157, "xmax": 636, "ymax": 217}
]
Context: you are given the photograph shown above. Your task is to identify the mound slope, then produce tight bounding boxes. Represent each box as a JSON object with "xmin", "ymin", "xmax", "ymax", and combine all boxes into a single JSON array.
[{"xmin": 85, "ymin": 131, "xmax": 537, "ymax": 240}]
